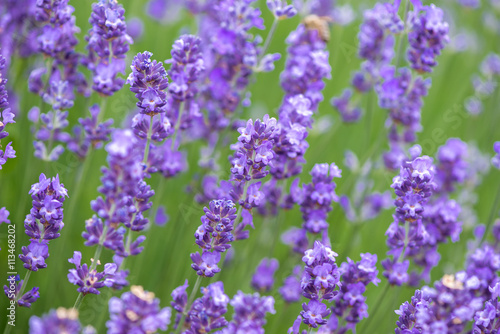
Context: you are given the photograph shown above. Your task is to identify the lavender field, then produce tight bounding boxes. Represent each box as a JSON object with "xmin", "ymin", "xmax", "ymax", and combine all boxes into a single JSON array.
[{"xmin": 1, "ymin": 0, "xmax": 500, "ymax": 333}]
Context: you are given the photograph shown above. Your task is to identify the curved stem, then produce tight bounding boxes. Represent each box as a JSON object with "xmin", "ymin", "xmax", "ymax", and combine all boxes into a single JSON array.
[
  {"xmin": 259, "ymin": 18, "xmax": 278, "ymax": 63},
  {"xmin": 170, "ymin": 102, "xmax": 185, "ymax": 150},
  {"xmin": 481, "ymin": 186, "xmax": 500, "ymax": 245},
  {"xmin": 175, "ymin": 276, "xmax": 202, "ymax": 334},
  {"xmin": 359, "ymin": 281, "xmax": 390, "ymax": 333},
  {"xmin": 73, "ymin": 292, "xmax": 84, "ymax": 310},
  {"xmin": 143, "ymin": 115, "xmax": 154, "ymax": 165},
  {"xmin": 17, "ymin": 270, "xmax": 32, "ymax": 302},
  {"xmin": 394, "ymin": 0, "xmax": 410, "ymax": 69}
]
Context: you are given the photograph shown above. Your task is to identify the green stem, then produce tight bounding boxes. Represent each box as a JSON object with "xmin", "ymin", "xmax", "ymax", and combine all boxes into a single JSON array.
[
  {"xmin": 394, "ymin": 0, "xmax": 410, "ymax": 69},
  {"xmin": 259, "ymin": 18, "xmax": 278, "ymax": 63},
  {"xmin": 17, "ymin": 271, "xmax": 32, "ymax": 302},
  {"xmin": 143, "ymin": 115, "xmax": 154, "ymax": 165},
  {"xmin": 175, "ymin": 276, "xmax": 202, "ymax": 334},
  {"xmin": 170, "ymin": 102, "xmax": 185, "ymax": 150},
  {"xmin": 73, "ymin": 292, "xmax": 84, "ymax": 310},
  {"xmin": 359, "ymin": 281, "xmax": 390, "ymax": 333},
  {"xmin": 481, "ymin": 186, "xmax": 500, "ymax": 245}
]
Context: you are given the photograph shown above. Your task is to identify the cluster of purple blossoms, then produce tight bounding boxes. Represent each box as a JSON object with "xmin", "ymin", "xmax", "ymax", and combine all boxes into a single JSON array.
[
  {"xmin": 4, "ymin": 275, "xmax": 39, "ymax": 308},
  {"xmin": 192, "ymin": 0, "xmax": 266, "ymax": 132},
  {"xmin": 107, "ymin": 285, "xmax": 171, "ymax": 333},
  {"xmin": 493, "ymin": 141, "xmax": 500, "ymax": 169},
  {"xmin": 67, "ymin": 251, "xmax": 116, "ymax": 295},
  {"xmin": 3, "ymin": 174, "xmax": 68, "ymax": 308},
  {"xmin": 221, "ymin": 290, "xmax": 276, "ymax": 333},
  {"xmin": 332, "ymin": 1, "xmax": 403, "ymax": 123},
  {"xmin": 289, "ymin": 241, "xmax": 340, "ymax": 332},
  {"xmin": 191, "ymin": 200, "xmax": 237, "ymax": 277},
  {"xmin": 407, "ymin": 3, "xmax": 450, "ymax": 73},
  {"xmin": 128, "ymin": 51, "xmax": 169, "ymax": 117},
  {"xmin": 279, "ymin": 265, "xmax": 303, "ymax": 303},
  {"xmin": 465, "ymin": 53, "xmax": 500, "ymax": 115},
  {"xmin": 395, "ymin": 225, "xmax": 500, "ymax": 332},
  {"xmin": 0, "ymin": 54, "xmax": 15, "ymax": 169},
  {"xmin": 79, "ymin": 129, "xmax": 152, "ymax": 289},
  {"xmin": 170, "ymin": 279, "xmax": 189, "ymax": 330},
  {"xmin": 183, "ymin": 282, "xmax": 229, "ymax": 333},
  {"xmin": 328, "ymin": 253, "xmax": 380, "ymax": 333},
  {"xmin": 29, "ymin": 308, "xmax": 94, "ymax": 334},
  {"xmin": 165, "ymin": 34, "xmax": 204, "ymax": 137},
  {"xmin": 282, "ymin": 163, "xmax": 341, "ymax": 254},
  {"xmin": 382, "ymin": 154, "xmax": 436, "ymax": 286},
  {"xmin": 251, "ymin": 258, "xmax": 279, "ymax": 292},
  {"xmin": 86, "ymin": 0, "xmax": 133, "ymax": 96},
  {"xmin": 378, "ymin": 67, "xmax": 431, "ymax": 170},
  {"xmin": 0, "ymin": 1, "xmax": 38, "ymax": 70},
  {"xmin": 267, "ymin": 0, "xmax": 297, "ymax": 19},
  {"xmin": 67, "ymin": 104, "xmax": 114, "ymax": 159},
  {"xmin": 473, "ymin": 283, "xmax": 500, "ymax": 333},
  {"xmin": 29, "ymin": 79, "xmax": 73, "ymax": 161}
]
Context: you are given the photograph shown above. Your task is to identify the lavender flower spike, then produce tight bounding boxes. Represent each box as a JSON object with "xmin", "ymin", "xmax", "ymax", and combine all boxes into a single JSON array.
[
  {"xmin": 0, "ymin": 53, "xmax": 16, "ymax": 169},
  {"xmin": 29, "ymin": 308, "xmax": 89, "ymax": 334},
  {"xmin": 492, "ymin": 141, "xmax": 500, "ymax": 169},
  {"xmin": 107, "ymin": 285, "xmax": 171, "ymax": 333},
  {"xmin": 67, "ymin": 251, "xmax": 117, "ymax": 295},
  {"xmin": 251, "ymin": 258, "xmax": 279, "ymax": 292}
]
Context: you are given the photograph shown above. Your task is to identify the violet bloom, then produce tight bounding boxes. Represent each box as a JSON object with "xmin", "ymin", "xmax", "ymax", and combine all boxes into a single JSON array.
[
  {"xmin": 24, "ymin": 174, "xmax": 68, "ymax": 243},
  {"xmin": 86, "ymin": 0, "xmax": 133, "ymax": 95},
  {"xmin": 29, "ymin": 308, "xmax": 86, "ymax": 334},
  {"xmin": 127, "ymin": 51, "xmax": 168, "ymax": 117},
  {"xmin": 183, "ymin": 282, "xmax": 229, "ymax": 333},
  {"xmin": 164, "ymin": 34, "xmax": 204, "ymax": 134},
  {"xmin": 473, "ymin": 283, "xmax": 500, "ymax": 333},
  {"xmin": 19, "ymin": 240, "xmax": 49, "ymax": 271},
  {"xmin": 0, "ymin": 207, "xmax": 10, "ymax": 224},
  {"xmin": 492, "ymin": 141, "xmax": 500, "ymax": 169},
  {"xmin": 3, "ymin": 275, "xmax": 40, "ymax": 308},
  {"xmin": 267, "ymin": 0, "xmax": 297, "ymax": 19},
  {"xmin": 107, "ymin": 285, "xmax": 171, "ymax": 333},
  {"xmin": 222, "ymin": 290, "xmax": 275, "ymax": 333},
  {"xmin": 330, "ymin": 253, "xmax": 380, "ymax": 332},
  {"xmin": 0, "ymin": 54, "xmax": 16, "ymax": 169},
  {"xmin": 67, "ymin": 104, "xmax": 114, "ymax": 159},
  {"xmin": 251, "ymin": 258, "xmax": 279, "ymax": 292},
  {"xmin": 383, "ymin": 155, "xmax": 435, "ymax": 286},
  {"xmin": 67, "ymin": 251, "xmax": 116, "ymax": 295},
  {"xmin": 190, "ymin": 199, "xmax": 236, "ymax": 277},
  {"xmin": 407, "ymin": 3, "xmax": 449, "ymax": 73},
  {"xmin": 170, "ymin": 279, "xmax": 188, "ymax": 330},
  {"xmin": 282, "ymin": 163, "xmax": 341, "ymax": 254},
  {"xmin": 192, "ymin": 0, "xmax": 264, "ymax": 134}
]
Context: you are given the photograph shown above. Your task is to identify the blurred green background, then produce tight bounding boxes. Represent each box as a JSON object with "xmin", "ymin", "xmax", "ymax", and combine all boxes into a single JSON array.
[{"xmin": 1, "ymin": 0, "xmax": 500, "ymax": 333}]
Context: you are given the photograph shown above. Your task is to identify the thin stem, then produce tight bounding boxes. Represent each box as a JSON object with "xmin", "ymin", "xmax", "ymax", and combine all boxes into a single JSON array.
[
  {"xmin": 143, "ymin": 115, "xmax": 154, "ymax": 165},
  {"xmin": 73, "ymin": 292, "xmax": 84, "ymax": 310},
  {"xmin": 170, "ymin": 102, "xmax": 185, "ymax": 150},
  {"xmin": 175, "ymin": 276, "xmax": 202, "ymax": 334},
  {"xmin": 259, "ymin": 18, "xmax": 278, "ymax": 63},
  {"xmin": 394, "ymin": 0, "xmax": 410, "ymax": 69},
  {"xmin": 17, "ymin": 271, "xmax": 32, "ymax": 302},
  {"xmin": 359, "ymin": 281, "xmax": 390, "ymax": 333},
  {"xmin": 481, "ymin": 186, "xmax": 500, "ymax": 245},
  {"xmin": 72, "ymin": 224, "xmax": 108, "ymax": 311}
]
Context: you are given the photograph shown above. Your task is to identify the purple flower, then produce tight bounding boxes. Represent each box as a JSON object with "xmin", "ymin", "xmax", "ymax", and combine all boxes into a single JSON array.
[
  {"xmin": 407, "ymin": 4, "xmax": 449, "ymax": 73},
  {"xmin": 300, "ymin": 299, "xmax": 331, "ymax": 328},
  {"xmin": 19, "ymin": 240, "xmax": 49, "ymax": 271},
  {"xmin": 67, "ymin": 251, "xmax": 117, "ymax": 295},
  {"xmin": 29, "ymin": 308, "xmax": 83, "ymax": 334},
  {"xmin": 107, "ymin": 285, "xmax": 171, "ymax": 333},
  {"xmin": 155, "ymin": 205, "xmax": 169, "ymax": 226},
  {"xmin": 267, "ymin": 0, "xmax": 297, "ymax": 19},
  {"xmin": 128, "ymin": 51, "xmax": 169, "ymax": 116},
  {"xmin": 279, "ymin": 265, "xmax": 303, "ymax": 303},
  {"xmin": 184, "ymin": 282, "xmax": 229, "ymax": 333},
  {"xmin": 170, "ymin": 279, "xmax": 188, "ymax": 330},
  {"xmin": 0, "ymin": 54, "xmax": 15, "ymax": 169},
  {"xmin": 4, "ymin": 275, "xmax": 40, "ymax": 308},
  {"xmin": 86, "ymin": 0, "xmax": 133, "ymax": 96},
  {"xmin": 0, "ymin": 207, "xmax": 10, "ymax": 224},
  {"xmin": 251, "ymin": 258, "xmax": 279, "ymax": 292},
  {"xmin": 492, "ymin": 141, "xmax": 500, "ymax": 169},
  {"xmin": 191, "ymin": 251, "xmax": 222, "ymax": 277},
  {"xmin": 223, "ymin": 291, "xmax": 275, "ymax": 333},
  {"xmin": 24, "ymin": 174, "xmax": 68, "ymax": 242}
]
